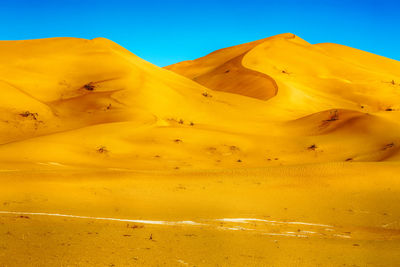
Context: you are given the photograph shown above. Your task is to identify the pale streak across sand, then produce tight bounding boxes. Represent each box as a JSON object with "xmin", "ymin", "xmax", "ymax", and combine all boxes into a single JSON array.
[
  {"xmin": 37, "ymin": 162, "xmax": 65, "ymax": 167},
  {"xmin": 0, "ymin": 210, "xmax": 344, "ymax": 238},
  {"xmin": 215, "ymin": 218, "xmax": 334, "ymax": 228},
  {"xmin": 0, "ymin": 211, "xmax": 202, "ymax": 226},
  {"xmin": 263, "ymin": 233, "xmax": 308, "ymax": 238}
]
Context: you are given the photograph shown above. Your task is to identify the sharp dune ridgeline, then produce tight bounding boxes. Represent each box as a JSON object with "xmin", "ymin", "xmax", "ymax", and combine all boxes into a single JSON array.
[{"xmin": 1, "ymin": 34, "xmax": 400, "ymax": 266}]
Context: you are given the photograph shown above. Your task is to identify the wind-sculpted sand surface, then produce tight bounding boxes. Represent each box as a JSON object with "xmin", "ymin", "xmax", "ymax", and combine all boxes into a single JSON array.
[{"xmin": 0, "ymin": 34, "xmax": 399, "ymax": 265}]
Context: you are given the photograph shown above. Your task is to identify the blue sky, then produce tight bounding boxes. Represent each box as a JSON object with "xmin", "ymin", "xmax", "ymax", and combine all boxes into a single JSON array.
[{"xmin": 0, "ymin": 0, "xmax": 398, "ymax": 66}]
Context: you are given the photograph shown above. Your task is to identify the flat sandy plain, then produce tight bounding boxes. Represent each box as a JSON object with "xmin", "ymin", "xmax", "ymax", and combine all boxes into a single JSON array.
[{"xmin": 0, "ymin": 34, "xmax": 399, "ymax": 266}]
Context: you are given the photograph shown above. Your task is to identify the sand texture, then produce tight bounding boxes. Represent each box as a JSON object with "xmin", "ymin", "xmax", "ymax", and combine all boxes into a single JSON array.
[{"xmin": 0, "ymin": 34, "xmax": 399, "ymax": 266}]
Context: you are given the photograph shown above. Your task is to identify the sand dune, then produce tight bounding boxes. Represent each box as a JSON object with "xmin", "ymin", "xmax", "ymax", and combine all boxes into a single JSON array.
[
  {"xmin": 0, "ymin": 34, "xmax": 399, "ymax": 169},
  {"xmin": 0, "ymin": 34, "xmax": 398, "ymax": 179},
  {"xmin": 0, "ymin": 34, "xmax": 400, "ymax": 266},
  {"xmin": 168, "ymin": 33, "xmax": 400, "ymax": 113}
]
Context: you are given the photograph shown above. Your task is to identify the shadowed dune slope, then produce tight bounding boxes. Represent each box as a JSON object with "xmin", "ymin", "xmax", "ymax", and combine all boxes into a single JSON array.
[{"xmin": 192, "ymin": 54, "xmax": 278, "ymax": 100}]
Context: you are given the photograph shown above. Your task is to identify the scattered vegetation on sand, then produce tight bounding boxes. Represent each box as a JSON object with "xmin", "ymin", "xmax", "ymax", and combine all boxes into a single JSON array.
[
  {"xmin": 307, "ymin": 144, "xmax": 317, "ymax": 151},
  {"xmin": 83, "ymin": 82, "xmax": 95, "ymax": 91},
  {"xmin": 229, "ymin": 145, "xmax": 240, "ymax": 151},
  {"xmin": 326, "ymin": 110, "xmax": 339, "ymax": 122},
  {"xmin": 127, "ymin": 224, "xmax": 144, "ymax": 229},
  {"xmin": 207, "ymin": 147, "xmax": 217, "ymax": 152},
  {"xmin": 19, "ymin": 111, "xmax": 38, "ymax": 120},
  {"xmin": 97, "ymin": 146, "xmax": 109, "ymax": 154},
  {"xmin": 202, "ymin": 92, "xmax": 212, "ymax": 98},
  {"xmin": 166, "ymin": 118, "xmax": 194, "ymax": 126},
  {"xmin": 382, "ymin": 142, "xmax": 395, "ymax": 151}
]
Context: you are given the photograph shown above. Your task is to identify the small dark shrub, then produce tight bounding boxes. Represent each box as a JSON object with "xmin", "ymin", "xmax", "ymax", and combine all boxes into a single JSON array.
[
  {"xmin": 97, "ymin": 146, "xmax": 108, "ymax": 153},
  {"xmin": 307, "ymin": 144, "xmax": 317, "ymax": 151},
  {"xmin": 84, "ymin": 82, "xmax": 95, "ymax": 91},
  {"xmin": 383, "ymin": 142, "xmax": 395, "ymax": 150},
  {"xmin": 19, "ymin": 111, "xmax": 38, "ymax": 120},
  {"xmin": 326, "ymin": 110, "xmax": 339, "ymax": 121}
]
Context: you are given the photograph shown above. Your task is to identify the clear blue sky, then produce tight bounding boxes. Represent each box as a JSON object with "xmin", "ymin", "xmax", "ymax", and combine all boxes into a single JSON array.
[{"xmin": 1, "ymin": 0, "xmax": 399, "ymax": 66}]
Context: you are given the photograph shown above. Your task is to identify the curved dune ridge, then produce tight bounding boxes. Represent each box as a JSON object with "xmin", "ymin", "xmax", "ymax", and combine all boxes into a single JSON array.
[
  {"xmin": 166, "ymin": 35, "xmax": 281, "ymax": 100},
  {"xmin": 0, "ymin": 34, "xmax": 399, "ymax": 169}
]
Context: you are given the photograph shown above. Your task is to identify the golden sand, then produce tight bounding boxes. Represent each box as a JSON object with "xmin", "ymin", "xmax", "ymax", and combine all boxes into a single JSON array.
[{"xmin": 0, "ymin": 34, "xmax": 399, "ymax": 266}]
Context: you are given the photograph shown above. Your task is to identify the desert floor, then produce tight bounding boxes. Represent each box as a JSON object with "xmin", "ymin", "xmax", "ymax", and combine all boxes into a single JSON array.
[{"xmin": 0, "ymin": 162, "xmax": 399, "ymax": 266}]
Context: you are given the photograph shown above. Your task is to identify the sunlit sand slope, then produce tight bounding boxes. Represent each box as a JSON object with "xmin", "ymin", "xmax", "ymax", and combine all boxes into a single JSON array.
[
  {"xmin": 0, "ymin": 37, "xmax": 239, "ymax": 144},
  {"xmin": 165, "ymin": 33, "xmax": 400, "ymax": 166}
]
